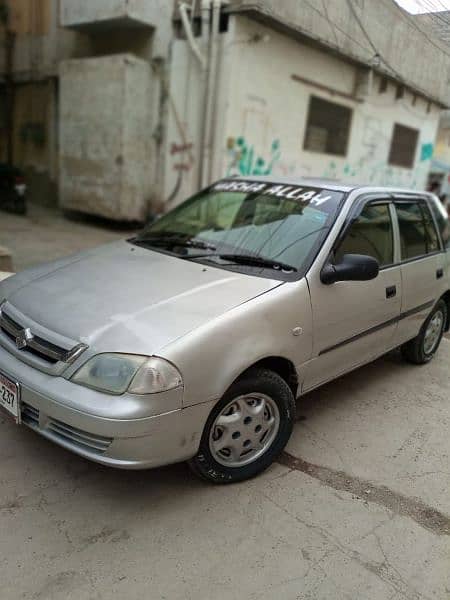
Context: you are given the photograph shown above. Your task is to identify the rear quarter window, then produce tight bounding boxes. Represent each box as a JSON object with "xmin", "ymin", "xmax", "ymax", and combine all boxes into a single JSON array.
[{"xmin": 428, "ymin": 197, "xmax": 450, "ymax": 249}]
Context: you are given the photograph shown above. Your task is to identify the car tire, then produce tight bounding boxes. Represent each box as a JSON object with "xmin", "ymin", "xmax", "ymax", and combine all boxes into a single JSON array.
[
  {"xmin": 188, "ymin": 368, "xmax": 296, "ymax": 484},
  {"xmin": 401, "ymin": 299, "xmax": 447, "ymax": 365}
]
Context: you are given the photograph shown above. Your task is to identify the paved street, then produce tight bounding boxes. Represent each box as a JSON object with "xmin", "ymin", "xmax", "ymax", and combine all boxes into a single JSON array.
[
  {"xmin": 1, "ymin": 0, "xmax": 450, "ymax": 595},
  {"xmin": 1, "ymin": 342, "xmax": 450, "ymax": 599},
  {"xmin": 0, "ymin": 204, "xmax": 136, "ymax": 272},
  {"xmin": 1, "ymin": 205, "xmax": 450, "ymax": 599}
]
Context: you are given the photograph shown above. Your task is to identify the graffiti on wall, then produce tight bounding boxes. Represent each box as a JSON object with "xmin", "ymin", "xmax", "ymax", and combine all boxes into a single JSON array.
[
  {"xmin": 316, "ymin": 110, "xmax": 433, "ymax": 188},
  {"xmin": 224, "ymin": 125, "xmax": 433, "ymax": 190},
  {"xmin": 420, "ymin": 143, "xmax": 434, "ymax": 162},
  {"xmin": 170, "ymin": 141, "xmax": 194, "ymax": 172},
  {"xmin": 321, "ymin": 156, "xmax": 431, "ymax": 189},
  {"xmin": 320, "ymin": 116, "xmax": 434, "ymax": 188},
  {"xmin": 226, "ymin": 137, "xmax": 281, "ymax": 176}
]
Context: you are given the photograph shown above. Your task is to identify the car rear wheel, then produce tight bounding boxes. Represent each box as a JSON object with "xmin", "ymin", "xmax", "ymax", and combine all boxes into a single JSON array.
[
  {"xmin": 188, "ymin": 368, "xmax": 295, "ymax": 483},
  {"xmin": 401, "ymin": 299, "xmax": 447, "ymax": 365}
]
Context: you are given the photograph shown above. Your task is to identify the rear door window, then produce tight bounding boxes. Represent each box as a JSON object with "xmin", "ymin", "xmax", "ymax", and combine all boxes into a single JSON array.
[{"xmin": 395, "ymin": 200, "xmax": 439, "ymax": 260}]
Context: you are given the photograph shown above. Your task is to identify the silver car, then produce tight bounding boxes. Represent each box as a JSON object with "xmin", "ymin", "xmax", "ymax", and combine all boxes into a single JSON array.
[{"xmin": 1, "ymin": 177, "xmax": 449, "ymax": 483}]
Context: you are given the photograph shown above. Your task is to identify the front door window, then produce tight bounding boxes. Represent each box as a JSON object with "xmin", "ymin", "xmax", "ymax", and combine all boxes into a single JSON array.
[{"xmin": 335, "ymin": 203, "xmax": 394, "ymax": 268}]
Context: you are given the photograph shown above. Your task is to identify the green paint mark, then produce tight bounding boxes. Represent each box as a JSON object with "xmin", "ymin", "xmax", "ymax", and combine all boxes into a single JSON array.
[
  {"xmin": 226, "ymin": 137, "xmax": 281, "ymax": 176},
  {"xmin": 420, "ymin": 143, "xmax": 433, "ymax": 162}
]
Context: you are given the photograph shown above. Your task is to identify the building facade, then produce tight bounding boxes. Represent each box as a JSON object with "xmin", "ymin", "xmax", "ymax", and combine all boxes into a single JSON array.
[
  {"xmin": 1, "ymin": 0, "xmax": 449, "ymax": 220},
  {"xmin": 415, "ymin": 10, "xmax": 450, "ymax": 196}
]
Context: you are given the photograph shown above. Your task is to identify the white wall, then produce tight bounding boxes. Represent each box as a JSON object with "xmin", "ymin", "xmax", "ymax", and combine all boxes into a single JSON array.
[
  {"xmin": 162, "ymin": 40, "xmax": 203, "ymax": 210},
  {"xmin": 215, "ymin": 16, "xmax": 440, "ymax": 191},
  {"xmin": 229, "ymin": 0, "xmax": 450, "ymax": 106},
  {"xmin": 164, "ymin": 15, "xmax": 440, "ymax": 208}
]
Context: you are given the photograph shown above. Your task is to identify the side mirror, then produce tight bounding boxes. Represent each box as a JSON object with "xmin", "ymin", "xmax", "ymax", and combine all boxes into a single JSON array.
[{"xmin": 320, "ymin": 253, "xmax": 379, "ymax": 285}]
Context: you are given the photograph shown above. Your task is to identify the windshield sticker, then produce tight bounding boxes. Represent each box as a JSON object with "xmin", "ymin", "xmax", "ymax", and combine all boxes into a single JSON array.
[{"xmin": 213, "ymin": 180, "xmax": 333, "ymax": 206}]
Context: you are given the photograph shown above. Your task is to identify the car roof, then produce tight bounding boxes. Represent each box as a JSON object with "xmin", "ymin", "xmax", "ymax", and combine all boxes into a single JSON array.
[{"xmin": 232, "ymin": 175, "xmax": 432, "ymax": 196}]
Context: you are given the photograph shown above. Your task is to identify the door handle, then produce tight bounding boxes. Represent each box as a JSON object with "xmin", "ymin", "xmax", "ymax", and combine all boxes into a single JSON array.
[
  {"xmin": 436, "ymin": 268, "xmax": 444, "ymax": 279},
  {"xmin": 386, "ymin": 285, "xmax": 396, "ymax": 299}
]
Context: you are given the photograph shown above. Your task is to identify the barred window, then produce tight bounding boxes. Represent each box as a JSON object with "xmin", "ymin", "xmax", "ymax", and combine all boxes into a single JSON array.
[
  {"xmin": 303, "ymin": 96, "xmax": 352, "ymax": 157},
  {"xmin": 388, "ymin": 124, "xmax": 418, "ymax": 168}
]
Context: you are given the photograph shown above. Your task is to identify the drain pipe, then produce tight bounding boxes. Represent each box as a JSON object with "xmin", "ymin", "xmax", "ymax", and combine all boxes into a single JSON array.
[
  {"xmin": 202, "ymin": 0, "xmax": 221, "ymax": 187},
  {"xmin": 178, "ymin": 1, "xmax": 209, "ymax": 191},
  {"xmin": 198, "ymin": 0, "xmax": 212, "ymax": 190},
  {"xmin": 178, "ymin": 1, "xmax": 216, "ymax": 190}
]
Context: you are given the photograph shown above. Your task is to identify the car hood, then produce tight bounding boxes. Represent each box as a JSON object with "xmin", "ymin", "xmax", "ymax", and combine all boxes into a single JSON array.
[{"xmin": 1, "ymin": 241, "xmax": 280, "ymax": 355}]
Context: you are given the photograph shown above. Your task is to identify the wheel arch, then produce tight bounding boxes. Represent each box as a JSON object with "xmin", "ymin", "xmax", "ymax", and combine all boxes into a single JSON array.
[{"xmin": 239, "ymin": 355, "xmax": 299, "ymax": 398}]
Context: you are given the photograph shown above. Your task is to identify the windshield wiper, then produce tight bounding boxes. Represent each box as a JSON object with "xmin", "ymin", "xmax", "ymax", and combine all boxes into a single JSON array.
[
  {"xmin": 133, "ymin": 235, "xmax": 216, "ymax": 251},
  {"xmin": 217, "ymin": 254, "xmax": 297, "ymax": 272},
  {"xmin": 132, "ymin": 236, "xmax": 296, "ymax": 271}
]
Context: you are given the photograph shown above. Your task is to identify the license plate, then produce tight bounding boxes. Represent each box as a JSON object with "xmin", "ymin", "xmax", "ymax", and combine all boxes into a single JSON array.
[{"xmin": 0, "ymin": 372, "xmax": 20, "ymax": 423}]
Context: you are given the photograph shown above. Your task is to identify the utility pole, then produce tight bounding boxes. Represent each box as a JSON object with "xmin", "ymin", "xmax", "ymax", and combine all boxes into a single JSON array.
[{"xmin": 1, "ymin": 0, "xmax": 15, "ymax": 165}]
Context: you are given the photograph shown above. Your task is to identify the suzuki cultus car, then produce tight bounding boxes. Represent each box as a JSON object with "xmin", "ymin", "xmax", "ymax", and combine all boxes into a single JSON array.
[{"xmin": 0, "ymin": 177, "xmax": 449, "ymax": 482}]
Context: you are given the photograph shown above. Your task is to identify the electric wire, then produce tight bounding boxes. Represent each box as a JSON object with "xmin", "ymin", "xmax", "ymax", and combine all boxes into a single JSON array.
[{"xmin": 386, "ymin": 0, "xmax": 450, "ymax": 58}]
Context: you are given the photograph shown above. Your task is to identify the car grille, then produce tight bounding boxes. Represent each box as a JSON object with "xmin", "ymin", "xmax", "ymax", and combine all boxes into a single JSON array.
[
  {"xmin": 0, "ymin": 305, "xmax": 86, "ymax": 366},
  {"xmin": 21, "ymin": 402, "xmax": 112, "ymax": 455}
]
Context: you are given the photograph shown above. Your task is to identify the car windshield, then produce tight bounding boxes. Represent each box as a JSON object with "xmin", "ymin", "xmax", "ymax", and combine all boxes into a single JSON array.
[{"xmin": 134, "ymin": 180, "xmax": 345, "ymax": 277}]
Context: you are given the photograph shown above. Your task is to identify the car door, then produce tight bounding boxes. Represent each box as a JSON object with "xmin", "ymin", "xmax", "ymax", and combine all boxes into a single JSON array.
[
  {"xmin": 392, "ymin": 195, "xmax": 447, "ymax": 346},
  {"xmin": 303, "ymin": 195, "xmax": 402, "ymax": 392},
  {"xmin": 428, "ymin": 193, "xmax": 450, "ymax": 289}
]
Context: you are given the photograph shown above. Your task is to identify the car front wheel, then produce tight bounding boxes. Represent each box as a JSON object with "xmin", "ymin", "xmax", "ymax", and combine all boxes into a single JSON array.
[{"xmin": 188, "ymin": 368, "xmax": 295, "ymax": 483}]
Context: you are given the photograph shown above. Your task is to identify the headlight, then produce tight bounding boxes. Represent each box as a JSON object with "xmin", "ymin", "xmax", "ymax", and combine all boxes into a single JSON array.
[{"xmin": 71, "ymin": 353, "xmax": 183, "ymax": 395}]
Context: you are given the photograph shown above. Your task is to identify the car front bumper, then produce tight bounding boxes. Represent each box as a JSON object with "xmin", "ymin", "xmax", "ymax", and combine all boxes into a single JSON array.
[{"xmin": 0, "ymin": 344, "xmax": 214, "ymax": 469}]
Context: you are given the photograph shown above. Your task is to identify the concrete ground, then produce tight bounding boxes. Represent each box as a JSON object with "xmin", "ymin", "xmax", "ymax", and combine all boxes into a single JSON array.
[
  {"xmin": 0, "ymin": 203, "xmax": 136, "ymax": 272},
  {"xmin": 1, "ymin": 205, "xmax": 450, "ymax": 599}
]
